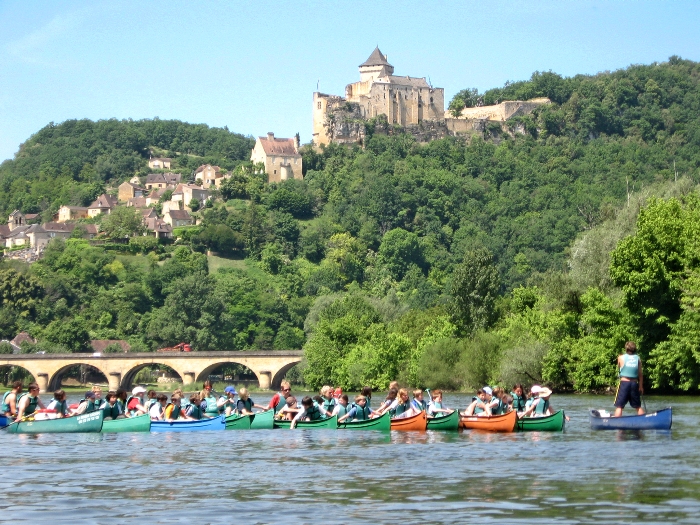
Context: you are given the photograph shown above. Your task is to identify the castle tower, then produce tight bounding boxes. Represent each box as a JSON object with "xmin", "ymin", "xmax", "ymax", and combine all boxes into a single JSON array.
[{"xmin": 358, "ymin": 47, "xmax": 394, "ymax": 83}]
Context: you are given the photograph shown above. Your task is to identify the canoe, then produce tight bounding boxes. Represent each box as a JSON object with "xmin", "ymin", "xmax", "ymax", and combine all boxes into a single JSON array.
[
  {"xmin": 517, "ymin": 410, "xmax": 566, "ymax": 432},
  {"xmin": 460, "ymin": 410, "xmax": 517, "ymax": 432},
  {"xmin": 274, "ymin": 415, "xmax": 338, "ymax": 429},
  {"xmin": 589, "ymin": 407, "xmax": 672, "ymax": 430},
  {"xmin": 391, "ymin": 411, "xmax": 427, "ymax": 431},
  {"xmin": 250, "ymin": 409, "xmax": 274, "ymax": 430},
  {"xmin": 427, "ymin": 410, "xmax": 459, "ymax": 431},
  {"xmin": 225, "ymin": 413, "xmax": 251, "ymax": 430},
  {"xmin": 151, "ymin": 415, "xmax": 226, "ymax": 432},
  {"xmin": 5, "ymin": 410, "xmax": 104, "ymax": 434},
  {"xmin": 337, "ymin": 411, "xmax": 391, "ymax": 431},
  {"xmin": 102, "ymin": 414, "xmax": 151, "ymax": 433},
  {"xmin": 0, "ymin": 415, "xmax": 8, "ymax": 428}
]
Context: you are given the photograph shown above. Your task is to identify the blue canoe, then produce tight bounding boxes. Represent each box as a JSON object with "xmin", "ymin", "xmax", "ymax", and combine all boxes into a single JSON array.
[
  {"xmin": 589, "ymin": 407, "xmax": 672, "ymax": 430},
  {"xmin": 0, "ymin": 415, "xmax": 8, "ymax": 428},
  {"xmin": 151, "ymin": 415, "xmax": 226, "ymax": 432}
]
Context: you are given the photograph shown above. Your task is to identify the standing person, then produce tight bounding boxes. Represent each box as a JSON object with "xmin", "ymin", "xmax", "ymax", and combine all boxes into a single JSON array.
[
  {"xmin": 1, "ymin": 381, "xmax": 23, "ymax": 418},
  {"xmin": 46, "ymin": 390, "xmax": 69, "ymax": 418},
  {"xmin": 267, "ymin": 381, "xmax": 291, "ymax": 414},
  {"xmin": 615, "ymin": 341, "xmax": 645, "ymax": 417},
  {"xmin": 101, "ymin": 392, "xmax": 125, "ymax": 420},
  {"xmin": 236, "ymin": 388, "xmax": 266, "ymax": 416},
  {"xmin": 15, "ymin": 383, "xmax": 44, "ymax": 422},
  {"xmin": 127, "ymin": 386, "xmax": 148, "ymax": 417},
  {"xmin": 511, "ymin": 384, "xmax": 527, "ymax": 414},
  {"xmin": 218, "ymin": 386, "xmax": 237, "ymax": 416}
]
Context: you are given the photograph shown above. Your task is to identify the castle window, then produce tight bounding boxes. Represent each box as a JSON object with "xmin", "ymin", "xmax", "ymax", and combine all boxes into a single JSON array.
[{"xmin": 317, "ymin": 102, "xmax": 321, "ymax": 109}]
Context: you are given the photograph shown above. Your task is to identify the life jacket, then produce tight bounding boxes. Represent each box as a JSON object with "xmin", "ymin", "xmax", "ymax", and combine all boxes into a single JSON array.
[
  {"xmin": 102, "ymin": 402, "xmax": 122, "ymax": 419},
  {"xmin": 79, "ymin": 399, "xmax": 96, "ymax": 413},
  {"xmin": 428, "ymin": 401, "xmax": 443, "ymax": 416},
  {"xmin": 165, "ymin": 403, "xmax": 182, "ymax": 420},
  {"xmin": 274, "ymin": 393, "xmax": 286, "ymax": 414},
  {"xmin": 238, "ymin": 397, "xmax": 254, "ymax": 414},
  {"xmin": 126, "ymin": 396, "xmax": 143, "ymax": 416},
  {"xmin": 491, "ymin": 398, "xmax": 505, "ymax": 415},
  {"xmin": 93, "ymin": 398, "xmax": 104, "ymax": 410},
  {"xmin": 411, "ymin": 399, "xmax": 427, "ymax": 412},
  {"xmin": 351, "ymin": 403, "xmax": 371, "ymax": 421},
  {"xmin": 146, "ymin": 398, "xmax": 158, "ymax": 410},
  {"xmin": 620, "ymin": 354, "xmax": 641, "ymax": 379},
  {"xmin": 116, "ymin": 399, "xmax": 126, "ymax": 415},
  {"xmin": 1, "ymin": 390, "xmax": 15, "ymax": 414},
  {"xmin": 473, "ymin": 397, "xmax": 485, "ymax": 415},
  {"xmin": 336, "ymin": 403, "xmax": 349, "ymax": 418},
  {"xmin": 305, "ymin": 404, "xmax": 321, "ymax": 421},
  {"xmin": 204, "ymin": 395, "xmax": 219, "ymax": 416},
  {"xmin": 187, "ymin": 404, "xmax": 202, "ymax": 420},
  {"xmin": 534, "ymin": 398, "xmax": 550, "ymax": 415},
  {"xmin": 392, "ymin": 401, "xmax": 410, "ymax": 417},
  {"xmin": 17, "ymin": 393, "xmax": 38, "ymax": 416},
  {"xmin": 511, "ymin": 393, "xmax": 527, "ymax": 412},
  {"xmin": 322, "ymin": 397, "xmax": 336, "ymax": 416}
]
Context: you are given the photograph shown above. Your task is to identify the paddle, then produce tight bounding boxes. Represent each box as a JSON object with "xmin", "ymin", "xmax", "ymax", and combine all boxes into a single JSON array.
[
  {"xmin": 642, "ymin": 393, "xmax": 648, "ymax": 413},
  {"xmin": 0, "ymin": 413, "xmax": 32, "ymax": 430}
]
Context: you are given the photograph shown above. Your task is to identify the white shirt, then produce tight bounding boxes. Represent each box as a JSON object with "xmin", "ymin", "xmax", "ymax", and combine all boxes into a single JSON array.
[{"xmin": 149, "ymin": 403, "xmax": 164, "ymax": 420}]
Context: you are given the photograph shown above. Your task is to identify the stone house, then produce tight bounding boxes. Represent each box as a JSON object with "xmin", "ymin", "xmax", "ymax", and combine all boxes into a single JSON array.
[
  {"xmin": 145, "ymin": 218, "xmax": 172, "ymax": 239},
  {"xmin": 148, "ymin": 157, "xmax": 172, "ymax": 170},
  {"xmin": 146, "ymin": 188, "xmax": 166, "ymax": 207},
  {"xmin": 145, "ymin": 172, "xmax": 181, "ymax": 190},
  {"xmin": 194, "ymin": 164, "xmax": 222, "ymax": 189},
  {"xmin": 118, "ymin": 182, "xmax": 146, "ymax": 202},
  {"xmin": 9, "ymin": 332, "xmax": 36, "ymax": 353},
  {"xmin": 87, "ymin": 194, "xmax": 118, "ymax": 217},
  {"xmin": 126, "ymin": 197, "xmax": 148, "ymax": 208},
  {"xmin": 57, "ymin": 206, "xmax": 89, "ymax": 222},
  {"xmin": 1, "ymin": 211, "xmax": 31, "ymax": 248},
  {"xmin": 171, "ymin": 184, "xmax": 209, "ymax": 208},
  {"xmin": 140, "ymin": 208, "xmax": 158, "ymax": 221},
  {"xmin": 90, "ymin": 339, "xmax": 131, "ymax": 353},
  {"xmin": 161, "ymin": 200, "xmax": 182, "ymax": 215},
  {"xmin": 25, "ymin": 222, "xmax": 98, "ymax": 251},
  {"xmin": 250, "ymin": 132, "xmax": 303, "ymax": 183},
  {"xmin": 163, "ymin": 209, "xmax": 192, "ymax": 227}
]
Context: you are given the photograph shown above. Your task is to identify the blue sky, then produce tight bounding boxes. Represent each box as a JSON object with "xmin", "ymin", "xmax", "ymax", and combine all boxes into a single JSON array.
[{"xmin": 1, "ymin": 1, "xmax": 699, "ymax": 162}]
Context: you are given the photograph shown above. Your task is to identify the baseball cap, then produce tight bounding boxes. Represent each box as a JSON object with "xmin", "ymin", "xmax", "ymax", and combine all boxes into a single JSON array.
[
  {"xmin": 85, "ymin": 391, "xmax": 96, "ymax": 399},
  {"xmin": 132, "ymin": 386, "xmax": 147, "ymax": 395},
  {"xmin": 224, "ymin": 386, "xmax": 237, "ymax": 394},
  {"xmin": 483, "ymin": 386, "xmax": 493, "ymax": 396}
]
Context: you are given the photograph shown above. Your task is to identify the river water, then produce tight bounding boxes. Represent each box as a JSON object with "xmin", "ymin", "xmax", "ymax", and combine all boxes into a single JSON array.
[{"xmin": 1, "ymin": 393, "xmax": 699, "ymax": 524}]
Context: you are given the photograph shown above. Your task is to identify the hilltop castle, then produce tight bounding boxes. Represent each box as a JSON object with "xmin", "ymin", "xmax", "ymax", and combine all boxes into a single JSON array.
[{"xmin": 313, "ymin": 48, "xmax": 549, "ymax": 147}]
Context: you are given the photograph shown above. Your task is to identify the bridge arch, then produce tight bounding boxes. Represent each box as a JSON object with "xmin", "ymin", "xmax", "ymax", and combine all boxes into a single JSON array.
[
  {"xmin": 270, "ymin": 360, "xmax": 302, "ymax": 390},
  {"xmin": 196, "ymin": 361, "xmax": 260, "ymax": 386},
  {"xmin": 121, "ymin": 362, "xmax": 184, "ymax": 391},
  {"xmin": 48, "ymin": 362, "xmax": 110, "ymax": 391},
  {"xmin": 0, "ymin": 364, "xmax": 36, "ymax": 387}
]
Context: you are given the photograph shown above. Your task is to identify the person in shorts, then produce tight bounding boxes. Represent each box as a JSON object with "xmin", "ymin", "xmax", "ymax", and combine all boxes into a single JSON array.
[{"xmin": 614, "ymin": 341, "xmax": 644, "ymax": 417}]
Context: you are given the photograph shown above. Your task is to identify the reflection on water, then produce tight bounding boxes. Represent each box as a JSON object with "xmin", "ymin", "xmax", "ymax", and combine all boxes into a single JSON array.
[{"xmin": 1, "ymin": 394, "xmax": 699, "ymax": 524}]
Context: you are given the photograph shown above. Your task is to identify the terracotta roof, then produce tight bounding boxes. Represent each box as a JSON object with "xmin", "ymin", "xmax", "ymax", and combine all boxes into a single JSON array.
[
  {"xmin": 83, "ymin": 224, "xmax": 99, "ymax": 235},
  {"xmin": 146, "ymin": 173, "xmax": 167, "ymax": 184},
  {"xmin": 91, "ymin": 339, "xmax": 131, "ymax": 353},
  {"xmin": 141, "ymin": 208, "xmax": 158, "ymax": 218},
  {"xmin": 195, "ymin": 164, "xmax": 222, "ymax": 174},
  {"xmin": 89, "ymin": 194, "xmax": 118, "ymax": 209},
  {"xmin": 167, "ymin": 210, "xmax": 191, "ymax": 220},
  {"xmin": 11, "ymin": 332, "xmax": 35, "ymax": 347},
  {"xmin": 164, "ymin": 173, "xmax": 181, "ymax": 184},
  {"xmin": 149, "ymin": 189, "xmax": 166, "ymax": 200},
  {"xmin": 0, "ymin": 224, "xmax": 11, "ymax": 238},
  {"xmin": 24, "ymin": 213, "xmax": 39, "ymax": 221},
  {"xmin": 171, "ymin": 183, "xmax": 184, "ymax": 195},
  {"xmin": 359, "ymin": 47, "xmax": 392, "ymax": 68},
  {"xmin": 41, "ymin": 222, "xmax": 77, "ymax": 233},
  {"xmin": 258, "ymin": 136, "xmax": 300, "ymax": 157}
]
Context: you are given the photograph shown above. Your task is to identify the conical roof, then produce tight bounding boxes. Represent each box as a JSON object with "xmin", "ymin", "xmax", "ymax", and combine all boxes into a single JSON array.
[{"xmin": 359, "ymin": 47, "xmax": 391, "ymax": 68}]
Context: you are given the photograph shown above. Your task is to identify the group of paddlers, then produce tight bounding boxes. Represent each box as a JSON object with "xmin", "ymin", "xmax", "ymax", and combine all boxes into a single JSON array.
[{"xmin": 2, "ymin": 378, "xmax": 561, "ymax": 426}]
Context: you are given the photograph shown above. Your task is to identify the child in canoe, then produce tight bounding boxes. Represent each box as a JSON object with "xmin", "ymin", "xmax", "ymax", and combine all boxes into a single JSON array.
[
  {"xmin": 1, "ymin": 381, "xmax": 23, "ymax": 419},
  {"xmin": 464, "ymin": 387, "xmax": 499, "ymax": 416},
  {"xmin": 373, "ymin": 388, "xmax": 399, "ymax": 416},
  {"xmin": 411, "ymin": 389, "xmax": 427, "ymax": 412},
  {"xmin": 101, "ymin": 391, "xmax": 125, "ymax": 420},
  {"xmin": 149, "ymin": 394, "xmax": 168, "ymax": 421},
  {"xmin": 276, "ymin": 396, "xmax": 300, "ymax": 420},
  {"xmin": 511, "ymin": 384, "xmax": 527, "ymax": 415},
  {"xmin": 427, "ymin": 390, "xmax": 452, "ymax": 418},
  {"xmin": 46, "ymin": 389, "xmax": 69, "ymax": 418},
  {"xmin": 333, "ymin": 394, "xmax": 350, "ymax": 418},
  {"xmin": 391, "ymin": 388, "xmax": 417, "ymax": 419},
  {"xmin": 185, "ymin": 394, "xmax": 202, "ymax": 420},
  {"xmin": 319, "ymin": 385, "xmax": 337, "ymax": 417},
  {"xmin": 236, "ymin": 388, "xmax": 267, "ymax": 416},
  {"xmin": 338, "ymin": 395, "xmax": 374, "ymax": 423},
  {"xmin": 290, "ymin": 396, "xmax": 323, "ymax": 428},
  {"xmin": 217, "ymin": 386, "xmax": 238, "ymax": 416}
]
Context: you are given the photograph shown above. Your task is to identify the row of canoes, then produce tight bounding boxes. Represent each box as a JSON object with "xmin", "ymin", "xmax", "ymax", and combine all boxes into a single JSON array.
[{"xmin": 2, "ymin": 407, "xmax": 672, "ymax": 434}]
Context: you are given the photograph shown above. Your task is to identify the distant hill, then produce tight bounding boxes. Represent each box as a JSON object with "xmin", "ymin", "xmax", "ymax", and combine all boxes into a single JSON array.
[{"xmin": 0, "ymin": 118, "xmax": 254, "ymax": 217}]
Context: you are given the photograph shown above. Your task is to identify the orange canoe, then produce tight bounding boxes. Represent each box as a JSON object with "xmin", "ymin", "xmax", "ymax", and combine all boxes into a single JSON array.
[
  {"xmin": 459, "ymin": 410, "xmax": 517, "ymax": 432},
  {"xmin": 390, "ymin": 411, "xmax": 427, "ymax": 431}
]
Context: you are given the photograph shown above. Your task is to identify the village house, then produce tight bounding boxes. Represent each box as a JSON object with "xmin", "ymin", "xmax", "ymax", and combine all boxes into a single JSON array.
[
  {"xmin": 25, "ymin": 222, "xmax": 98, "ymax": 251},
  {"xmin": 140, "ymin": 208, "xmax": 158, "ymax": 221},
  {"xmin": 145, "ymin": 172, "xmax": 181, "ymax": 190},
  {"xmin": 90, "ymin": 339, "xmax": 131, "ymax": 353},
  {"xmin": 171, "ymin": 184, "xmax": 209, "ymax": 208},
  {"xmin": 146, "ymin": 188, "xmax": 166, "ymax": 207},
  {"xmin": 57, "ymin": 205, "xmax": 89, "ymax": 223},
  {"xmin": 87, "ymin": 194, "xmax": 118, "ymax": 217},
  {"xmin": 194, "ymin": 164, "xmax": 223, "ymax": 189},
  {"xmin": 148, "ymin": 157, "xmax": 172, "ymax": 170},
  {"xmin": 118, "ymin": 181, "xmax": 146, "ymax": 202},
  {"xmin": 145, "ymin": 217, "xmax": 172, "ymax": 239},
  {"xmin": 161, "ymin": 200, "xmax": 182, "ymax": 215},
  {"xmin": 126, "ymin": 197, "xmax": 148, "ymax": 208},
  {"xmin": 250, "ymin": 132, "xmax": 303, "ymax": 183},
  {"xmin": 129, "ymin": 176, "xmax": 142, "ymax": 185},
  {"xmin": 0, "ymin": 211, "xmax": 31, "ymax": 248},
  {"xmin": 8, "ymin": 332, "xmax": 36, "ymax": 353},
  {"xmin": 163, "ymin": 209, "xmax": 193, "ymax": 227}
]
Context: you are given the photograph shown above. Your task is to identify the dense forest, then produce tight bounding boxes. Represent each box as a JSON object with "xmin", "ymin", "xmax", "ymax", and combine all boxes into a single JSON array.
[{"xmin": 2, "ymin": 56, "xmax": 700, "ymax": 392}]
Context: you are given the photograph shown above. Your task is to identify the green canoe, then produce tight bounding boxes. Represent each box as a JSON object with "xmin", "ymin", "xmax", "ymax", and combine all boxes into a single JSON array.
[
  {"xmin": 102, "ymin": 414, "xmax": 151, "ymax": 433},
  {"xmin": 6, "ymin": 411, "xmax": 104, "ymax": 434},
  {"xmin": 517, "ymin": 410, "xmax": 566, "ymax": 432},
  {"xmin": 274, "ymin": 415, "xmax": 338, "ymax": 429},
  {"xmin": 225, "ymin": 413, "xmax": 251, "ymax": 430},
  {"xmin": 426, "ymin": 410, "xmax": 459, "ymax": 431},
  {"xmin": 250, "ymin": 409, "xmax": 274, "ymax": 429},
  {"xmin": 337, "ymin": 411, "xmax": 390, "ymax": 431}
]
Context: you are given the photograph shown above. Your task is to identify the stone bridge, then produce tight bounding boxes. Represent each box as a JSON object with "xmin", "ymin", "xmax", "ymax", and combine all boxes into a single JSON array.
[{"xmin": 0, "ymin": 351, "xmax": 303, "ymax": 393}]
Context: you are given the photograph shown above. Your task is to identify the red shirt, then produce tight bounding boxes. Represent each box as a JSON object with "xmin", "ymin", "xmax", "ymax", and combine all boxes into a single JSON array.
[
  {"xmin": 127, "ymin": 398, "xmax": 142, "ymax": 410},
  {"xmin": 267, "ymin": 393, "xmax": 281, "ymax": 409}
]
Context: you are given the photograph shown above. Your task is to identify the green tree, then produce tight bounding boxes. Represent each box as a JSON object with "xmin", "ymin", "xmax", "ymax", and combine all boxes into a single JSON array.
[
  {"xmin": 377, "ymin": 228, "xmax": 424, "ymax": 281},
  {"xmin": 101, "ymin": 205, "xmax": 144, "ymax": 239},
  {"xmin": 449, "ymin": 248, "xmax": 500, "ymax": 335}
]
